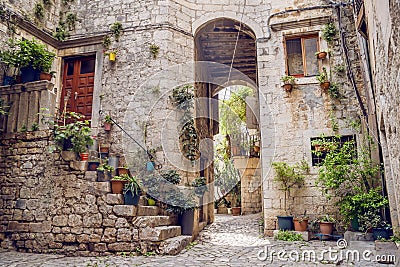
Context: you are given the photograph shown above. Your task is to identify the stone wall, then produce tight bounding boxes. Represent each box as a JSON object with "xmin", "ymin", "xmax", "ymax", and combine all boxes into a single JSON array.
[
  {"xmin": 362, "ymin": 0, "xmax": 400, "ymax": 233},
  {"xmin": 0, "ymin": 131, "xmax": 190, "ymax": 255}
]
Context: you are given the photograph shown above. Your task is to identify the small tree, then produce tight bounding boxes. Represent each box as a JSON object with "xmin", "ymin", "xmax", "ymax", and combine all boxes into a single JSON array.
[{"xmin": 272, "ymin": 161, "xmax": 309, "ymax": 214}]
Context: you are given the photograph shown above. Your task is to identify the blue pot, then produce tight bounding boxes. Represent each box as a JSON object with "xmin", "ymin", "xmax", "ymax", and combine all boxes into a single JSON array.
[
  {"xmin": 372, "ymin": 228, "xmax": 391, "ymax": 240},
  {"xmin": 124, "ymin": 190, "xmax": 140, "ymax": 205},
  {"xmin": 2, "ymin": 76, "xmax": 15, "ymax": 86},
  {"xmin": 21, "ymin": 67, "xmax": 40, "ymax": 83},
  {"xmin": 277, "ymin": 215, "xmax": 294, "ymax": 230},
  {"xmin": 146, "ymin": 161, "xmax": 155, "ymax": 171}
]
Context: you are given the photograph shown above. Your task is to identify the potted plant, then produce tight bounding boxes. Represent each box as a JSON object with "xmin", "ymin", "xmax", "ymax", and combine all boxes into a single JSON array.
[
  {"xmin": 316, "ymin": 67, "xmax": 330, "ymax": 91},
  {"xmin": 280, "ymin": 75, "xmax": 296, "ymax": 92},
  {"xmin": 99, "ymin": 144, "xmax": 110, "ymax": 159},
  {"xmin": 107, "ymin": 50, "xmax": 117, "ymax": 61},
  {"xmin": 319, "ymin": 215, "xmax": 336, "ymax": 237},
  {"xmin": 117, "ymin": 165, "xmax": 129, "ymax": 176},
  {"xmin": 87, "ymin": 159, "xmax": 100, "ymax": 171},
  {"xmin": 104, "ymin": 115, "xmax": 113, "ymax": 131},
  {"xmin": 96, "ymin": 163, "xmax": 114, "ymax": 181},
  {"xmin": 123, "ymin": 175, "xmax": 142, "ymax": 205},
  {"xmin": 191, "ymin": 176, "xmax": 208, "ymax": 196},
  {"xmin": 315, "ymin": 50, "xmax": 328, "ymax": 59},
  {"xmin": 272, "ymin": 161, "xmax": 309, "ymax": 230},
  {"xmin": 146, "ymin": 148, "xmax": 157, "ymax": 171},
  {"xmin": 231, "ymin": 183, "xmax": 241, "ymax": 216},
  {"xmin": 0, "ymin": 38, "xmax": 56, "ymax": 83},
  {"xmin": 293, "ymin": 211, "xmax": 309, "ymax": 232},
  {"xmin": 111, "ymin": 174, "xmax": 130, "ymax": 194}
]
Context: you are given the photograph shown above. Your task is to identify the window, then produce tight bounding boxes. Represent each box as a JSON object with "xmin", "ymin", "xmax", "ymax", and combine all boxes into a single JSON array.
[
  {"xmin": 311, "ymin": 135, "xmax": 356, "ymax": 166},
  {"xmin": 285, "ymin": 35, "xmax": 319, "ymax": 77}
]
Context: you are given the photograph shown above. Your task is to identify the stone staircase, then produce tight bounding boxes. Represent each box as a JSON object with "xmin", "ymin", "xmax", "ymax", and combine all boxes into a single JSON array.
[{"xmin": 86, "ymin": 171, "xmax": 192, "ymax": 255}]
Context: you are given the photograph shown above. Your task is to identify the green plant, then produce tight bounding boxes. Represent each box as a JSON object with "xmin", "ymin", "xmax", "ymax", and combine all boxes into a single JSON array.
[
  {"xmin": 328, "ymin": 82, "xmax": 340, "ymax": 99},
  {"xmin": 97, "ymin": 163, "xmax": 114, "ymax": 172},
  {"xmin": 20, "ymin": 124, "xmax": 27, "ymax": 132},
  {"xmin": 275, "ymin": 230, "xmax": 303, "ymax": 241},
  {"xmin": 329, "ymin": 110, "xmax": 339, "ymax": 132},
  {"xmin": 280, "ymin": 75, "xmax": 296, "ymax": 85},
  {"xmin": 334, "ymin": 64, "xmax": 346, "ymax": 74},
  {"xmin": 149, "ymin": 44, "xmax": 160, "ymax": 59},
  {"xmin": 165, "ymin": 187, "xmax": 197, "ymax": 214},
  {"xmin": 170, "ymin": 85, "xmax": 199, "ymax": 161},
  {"xmin": 53, "ymin": 112, "xmax": 93, "ymax": 153},
  {"xmin": 272, "ymin": 160, "xmax": 309, "ymax": 214},
  {"xmin": 30, "ymin": 122, "xmax": 39, "ymax": 131},
  {"xmin": 123, "ymin": 175, "xmax": 142, "ymax": 196},
  {"xmin": 191, "ymin": 176, "xmax": 208, "ymax": 196},
  {"xmin": 0, "ymin": 38, "xmax": 56, "ymax": 72},
  {"xmin": 112, "ymin": 174, "xmax": 131, "ymax": 181},
  {"xmin": 322, "ymin": 22, "xmax": 337, "ymax": 43},
  {"xmin": 316, "ymin": 67, "xmax": 329, "ymax": 84},
  {"xmin": 53, "ymin": 21, "xmax": 69, "ymax": 41},
  {"xmin": 160, "ymin": 170, "xmax": 181, "ymax": 185},
  {"xmin": 102, "ymin": 36, "xmax": 111, "ymax": 49},
  {"xmin": 110, "ymin": 22, "xmax": 123, "ymax": 41},
  {"xmin": 0, "ymin": 99, "xmax": 10, "ymax": 116},
  {"xmin": 147, "ymin": 148, "xmax": 157, "ymax": 162},
  {"xmin": 65, "ymin": 13, "xmax": 79, "ymax": 30},
  {"xmin": 34, "ymin": 3, "xmax": 45, "ymax": 21},
  {"xmin": 320, "ymin": 215, "xmax": 336, "ymax": 223},
  {"xmin": 104, "ymin": 115, "xmax": 113, "ymax": 124}
]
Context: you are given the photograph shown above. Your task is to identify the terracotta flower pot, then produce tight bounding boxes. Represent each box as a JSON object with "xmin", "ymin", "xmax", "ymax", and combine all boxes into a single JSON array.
[
  {"xmin": 282, "ymin": 83, "xmax": 293, "ymax": 92},
  {"xmin": 80, "ymin": 152, "xmax": 89, "ymax": 161},
  {"xmin": 111, "ymin": 180, "xmax": 128, "ymax": 194},
  {"xmin": 117, "ymin": 167, "xmax": 129, "ymax": 176},
  {"xmin": 320, "ymin": 81, "xmax": 331, "ymax": 91},
  {"xmin": 319, "ymin": 221, "xmax": 334, "ymax": 235},
  {"xmin": 294, "ymin": 218, "xmax": 309, "ymax": 232},
  {"xmin": 232, "ymin": 207, "xmax": 241, "ymax": 216},
  {"xmin": 40, "ymin": 72, "xmax": 52, "ymax": 81},
  {"xmin": 104, "ymin": 122, "xmax": 112, "ymax": 131},
  {"xmin": 317, "ymin": 51, "xmax": 328, "ymax": 59}
]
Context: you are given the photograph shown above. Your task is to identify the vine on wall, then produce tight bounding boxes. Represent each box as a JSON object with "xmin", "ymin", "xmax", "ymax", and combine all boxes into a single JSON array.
[{"xmin": 170, "ymin": 85, "xmax": 199, "ymax": 161}]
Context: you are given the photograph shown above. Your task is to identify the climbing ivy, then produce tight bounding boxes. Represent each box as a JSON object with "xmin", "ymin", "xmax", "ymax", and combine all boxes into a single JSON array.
[
  {"xmin": 170, "ymin": 85, "xmax": 199, "ymax": 161},
  {"xmin": 322, "ymin": 22, "xmax": 337, "ymax": 44}
]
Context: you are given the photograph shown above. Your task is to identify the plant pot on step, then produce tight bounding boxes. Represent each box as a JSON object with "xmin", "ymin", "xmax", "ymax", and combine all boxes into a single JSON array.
[
  {"xmin": 104, "ymin": 122, "xmax": 112, "ymax": 131},
  {"xmin": 319, "ymin": 221, "xmax": 334, "ymax": 235},
  {"xmin": 109, "ymin": 52, "xmax": 116, "ymax": 61},
  {"xmin": 124, "ymin": 190, "xmax": 140, "ymax": 205},
  {"xmin": 117, "ymin": 167, "xmax": 129, "ymax": 176},
  {"xmin": 179, "ymin": 209, "xmax": 195, "ymax": 236},
  {"xmin": 351, "ymin": 217, "xmax": 360, "ymax": 232},
  {"xmin": 316, "ymin": 51, "xmax": 328, "ymax": 59},
  {"xmin": 232, "ymin": 207, "xmax": 241, "ymax": 216},
  {"xmin": 372, "ymin": 228, "xmax": 391, "ymax": 240},
  {"xmin": 277, "ymin": 215, "xmax": 294, "ymax": 230},
  {"xmin": 97, "ymin": 170, "xmax": 111, "ymax": 182},
  {"xmin": 111, "ymin": 180, "xmax": 128, "ymax": 194},
  {"xmin": 21, "ymin": 66, "xmax": 40, "ymax": 83},
  {"xmin": 293, "ymin": 218, "xmax": 309, "ymax": 232},
  {"xmin": 320, "ymin": 81, "xmax": 331, "ymax": 91},
  {"xmin": 2, "ymin": 76, "xmax": 15, "ymax": 86},
  {"xmin": 227, "ymin": 208, "xmax": 232, "ymax": 214},
  {"xmin": 80, "ymin": 152, "xmax": 89, "ymax": 161},
  {"xmin": 39, "ymin": 72, "xmax": 52, "ymax": 81}
]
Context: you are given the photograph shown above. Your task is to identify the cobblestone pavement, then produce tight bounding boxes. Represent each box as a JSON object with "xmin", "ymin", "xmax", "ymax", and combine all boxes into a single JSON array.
[{"xmin": 0, "ymin": 213, "xmax": 399, "ymax": 266}]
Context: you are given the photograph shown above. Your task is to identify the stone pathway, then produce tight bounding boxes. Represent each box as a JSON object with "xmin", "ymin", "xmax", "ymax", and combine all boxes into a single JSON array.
[{"xmin": 0, "ymin": 213, "xmax": 398, "ymax": 266}]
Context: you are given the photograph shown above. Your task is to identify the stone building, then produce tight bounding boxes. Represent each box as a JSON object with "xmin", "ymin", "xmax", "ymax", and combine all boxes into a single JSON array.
[{"xmin": 0, "ymin": 0, "xmax": 398, "ymax": 255}]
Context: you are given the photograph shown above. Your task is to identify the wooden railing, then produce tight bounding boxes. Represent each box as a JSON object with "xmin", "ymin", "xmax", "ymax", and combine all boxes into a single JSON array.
[
  {"xmin": 0, "ymin": 81, "xmax": 56, "ymax": 133},
  {"xmin": 229, "ymin": 132, "xmax": 260, "ymax": 158},
  {"xmin": 354, "ymin": 0, "xmax": 364, "ymax": 16}
]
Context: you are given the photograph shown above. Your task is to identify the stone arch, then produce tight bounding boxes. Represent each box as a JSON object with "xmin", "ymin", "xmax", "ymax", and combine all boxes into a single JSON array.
[{"xmin": 192, "ymin": 12, "xmax": 264, "ymax": 40}]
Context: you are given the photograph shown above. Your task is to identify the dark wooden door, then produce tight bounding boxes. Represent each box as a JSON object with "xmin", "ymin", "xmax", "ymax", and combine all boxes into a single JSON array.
[{"xmin": 61, "ymin": 56, "xmax": 96, "ymax": 120}]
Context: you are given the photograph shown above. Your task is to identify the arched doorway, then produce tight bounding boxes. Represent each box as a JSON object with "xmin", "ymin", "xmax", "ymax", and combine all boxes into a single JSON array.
[{"xmin": 194, "ymin": 18, "xmax": 261, "ymax": 224}]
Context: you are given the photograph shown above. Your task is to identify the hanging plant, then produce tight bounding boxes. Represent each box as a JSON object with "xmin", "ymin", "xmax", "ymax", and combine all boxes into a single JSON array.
[
  {"xmin": 65, "ymin": 13, "xmax": 79, "ymax": 30},
  {"xmin": 110, "ymin": 22, "xmax": 123, "ymax": 41},
  {"xmin": 34, "ymin": 3, "xmax": 45, "ymax": 21},
  {"xmin": 102, "ymin": 35, "xmax": 111, "ymax": 49},
  {"xmin": 322, "ymin": 22, "xmax": 337, "ymax": 44},
  {"xmin": 170, "ymin": 85, "xmax": 199, "ymax": 161}
]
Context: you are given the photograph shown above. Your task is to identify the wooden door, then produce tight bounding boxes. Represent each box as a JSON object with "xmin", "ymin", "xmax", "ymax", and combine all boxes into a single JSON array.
[{"xmin": 60, "ymin": 56, "xmax": 96, "ymax": 120}]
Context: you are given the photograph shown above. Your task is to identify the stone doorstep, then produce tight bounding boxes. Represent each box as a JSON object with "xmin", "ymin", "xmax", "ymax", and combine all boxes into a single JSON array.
[
  {"xmin": 159, "ymin": 235, "xmax": 192, "ymax": 255},
  {"xmin": 139, "ymin": 226, "xmax": 181, "ymax": 242},
  {"xmin": 84, "ymin": 171, "xmax": 97, "ymax": 182},
  {"xmin": 273, "ymin": 230, "xmax": 310, "ymax": 241},
  {"xmin": 374, "ymin": 241, "xmax": 398, "ymax": 251},
  {"xmin": 344, "ymin": 230, "xmax": 374, "ymax": 242},
  {"xmin": 132, "ymin": 216, "xmax": 173, "ymax": 228},
  {"xmin": 105, "ymin": 193, "xmax": 124, "ymax": 205},
  {"xmin": 137, "ymin": 206, "xmax": 160, "ymax": 216},
  {"xmin": 70, "ymin": 161, "xmax": 88, "ymax": 171},
  {"xmin": 112, "ymin": 205, "xmax": 137, "ymax": 217}
]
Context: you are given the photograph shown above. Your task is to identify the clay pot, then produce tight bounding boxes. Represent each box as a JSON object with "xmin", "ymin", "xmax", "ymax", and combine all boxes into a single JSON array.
[
  {"xmin": 117, "ymin": 167, "xmax": 129, "ymax": 176},
  {"xmin": 317, "ymin": 51, "xmax": 328, "ymax": 59},
  {"xmin": 232, "ymin": 207, "xmax": 241, "ymax": 216},
  {"xmin": 283, "ymin": 83, "xmax": 293, "ymax": 92},
  {"xmin": 80, "ymin": 152, "xmax": 89, "ymax": 161},
  {"xmin": 39, "ymin": 72, "xmax": 52, "ymax": 81},
  {"xmin": 111, "ymin": 180, "xmax": 128, "ymax": 194},
  {"xmin": 104, "ymin": 122, "xmax": 112, "ymax": 131},
  {"xmin": 294, "ymin": 218, "xmax": 309, "ymax": 232},
  {"xmin": 319, "ymin": 221, "xmax": 334, "ymax": 235},
  {"xmin": 320, "ymin": 81, "xmax": 331, "ymax": 91}
]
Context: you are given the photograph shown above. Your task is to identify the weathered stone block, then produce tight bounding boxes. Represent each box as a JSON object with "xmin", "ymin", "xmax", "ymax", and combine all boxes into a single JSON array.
[
  {"xmin": 68, "ymin": 214, "xmax": 82, "ymax": 227},
  {"xmin": 89, "ymin": 234, "xmax": 101, "ymax": 243},
  {"xmin": 106, "ymin": 194, "xmax": 124, "ymax": 205},
  {"xmin": 84, "ymin": 171, "xmax": 97, "ymax": 182},
  {"xmin": 103, "ymin": 219, "xmax": 116, "ymax": 227},
  {"xmin": 83, "ymin": 214, "xmax": 102, "ymax": 228},
  {"xmin": 7, "ymin": 222, "xmax": 29, "ymax": 232},
  {"xmin": 117, "ymin": 228, "xmax": 132, "ymax": 242},
  {"xmin": 139, "ymin": 226, "xmax": 181, "ymax": 242},
  {"xmin": 132, "ymin": 216, "xmax": 172, "ymax": 228},
  {"xmin": 15, "ymin": 199, "xmax": 26, "ymax": 209},
  {"xmin": 70, "ymin": 161, "xmax": 88, "ymax": 171},
  {"xmin": 76, "ymin": 234, "xmax": 89, "ymax": 243},
  {"xmin": 61, "ymin": 151, "xmax": 77, "ymax": 161},
  {"xmin": 53, "ymin": 215, "xmax": 68, "ymax": 227},
  {"xmin": 113, "ymin": 205, "xmax": 137, "ymax": 217},
  {"xmin": 29, "ymin": 221, "xmax": 51, "ymax": 233},
  {"xmin": 64, "ymin": 234, "xmax": 76, "ymax": 242},
  {"xmin": 102, "ymin": 228, "xmax": 117, "ymax": 243},
  {"xmin": 160, "ymin": 235, "xmax": 192, "ymax": 255},
  {"xmin": 137, "ymin": 206, "xmax": 159, "ymax": 216},
  {"xmin": 108, "ymin": 242, "xmax": 133, "ymax": 252},
  {"xmin": 93, "ymin": 243, "xmax": 107, "ymax": 252}
]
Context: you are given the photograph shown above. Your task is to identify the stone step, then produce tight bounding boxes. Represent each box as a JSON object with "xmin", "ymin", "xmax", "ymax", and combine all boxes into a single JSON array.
[
  {"xmin": 159, "ymin": 235, "xmax": 192, "ymax": 255},
  {"xmin": 137, "ymin": 206, "xmax": 160, "ymax": 216},
  {"xmin": 132, "ymin": 216, "xmax": 174, "ymax": 228},
  {"xmin": 139, "ymin": 226, "xmax": 181, "ymax": 241},
  {"xmin": 139, "ymin": 196, "xmax": 147, "ymax": 206}
]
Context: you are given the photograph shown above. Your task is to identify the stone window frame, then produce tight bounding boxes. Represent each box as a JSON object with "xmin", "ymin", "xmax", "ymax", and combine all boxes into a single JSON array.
[{"xmin": 283, "ymin": 34, "xmax": 321, "ymax": 78}]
